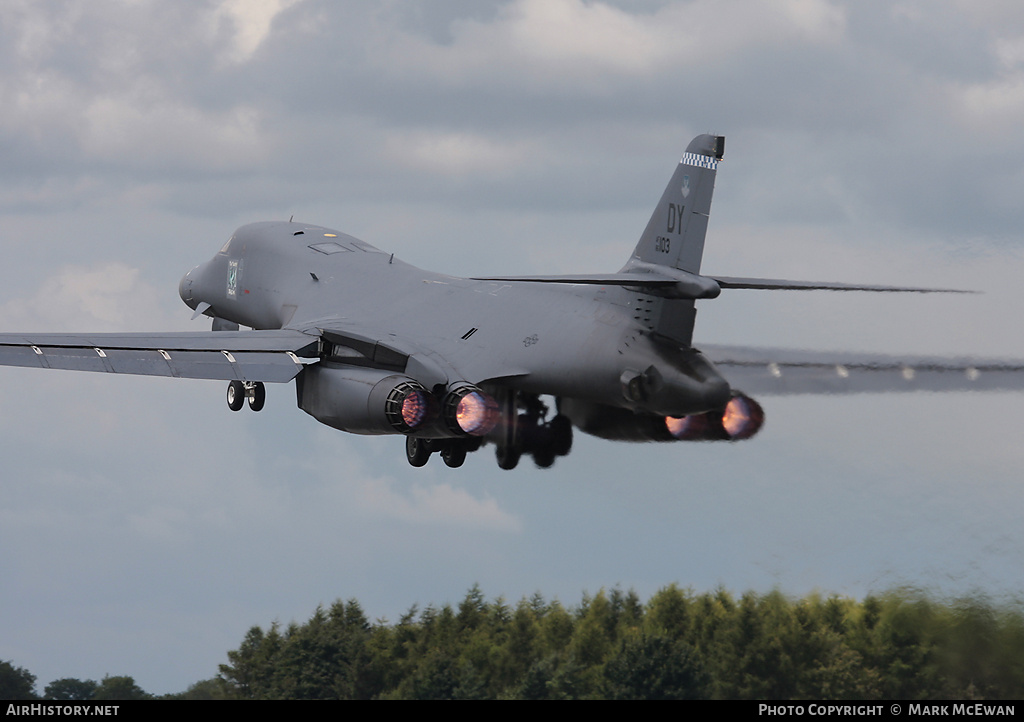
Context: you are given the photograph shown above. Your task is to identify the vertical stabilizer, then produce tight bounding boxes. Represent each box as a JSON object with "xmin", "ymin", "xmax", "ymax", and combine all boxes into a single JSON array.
[{"xmin": 627, "ymin": 134, "xmax": 723, "ymax": 274}]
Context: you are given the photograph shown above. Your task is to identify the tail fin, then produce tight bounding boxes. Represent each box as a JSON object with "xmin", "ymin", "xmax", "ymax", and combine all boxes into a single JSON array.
[{"xmin": 627, "ymin": 134, "xmax": 724, "ymax": 274}]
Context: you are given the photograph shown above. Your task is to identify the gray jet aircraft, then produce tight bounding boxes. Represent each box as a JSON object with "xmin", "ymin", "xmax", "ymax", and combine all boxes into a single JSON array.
[{"xmin": 3, "ymin": 134, "xmax": 1022, "ymax": 469}]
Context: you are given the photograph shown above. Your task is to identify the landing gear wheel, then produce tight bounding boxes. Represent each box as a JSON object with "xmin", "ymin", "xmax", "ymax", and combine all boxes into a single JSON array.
[
  {"xmin": 441, "ymin": 444, "xmax": 467, "ymax": 469},
  {"xmin": 247, "ymin": 381, "xmax": 266, "ymax": 412},
  {"xmin": 549, "ymin": 414, "xmax": 573, "ymax": 457},
  {"xmin": 226, "ymin": 380, "xmax": 245, "ymax": 411},
  {"xmin": 496, "ymin": 445, "xmax": 521, "ymax": 470},
  {"xmin": 494, "ymin": 390, "xmax": 524, "ymax": 470},
  {"xmin": 406, "ymin": 436, "xmax": 431, "ymax": 468},
  {"xmin": 532, "ymin": 445, "xmax": 556, "ymax": 469}
]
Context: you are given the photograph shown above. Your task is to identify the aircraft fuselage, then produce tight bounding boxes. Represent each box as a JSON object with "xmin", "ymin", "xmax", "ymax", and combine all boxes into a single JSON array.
[{"xmin": 179, "ymin": 221, "xmax": 733, "ymax": 422}]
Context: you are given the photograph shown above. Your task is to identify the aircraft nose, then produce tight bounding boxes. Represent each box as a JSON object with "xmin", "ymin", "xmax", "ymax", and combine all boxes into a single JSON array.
[{"xmin": 179, "ymin": 267, "xmax": 197, "ymax": 308}]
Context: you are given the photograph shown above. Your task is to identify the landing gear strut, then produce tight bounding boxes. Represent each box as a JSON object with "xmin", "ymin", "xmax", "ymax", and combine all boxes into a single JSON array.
[{"xmin": 248, "ymin": 381, "xmax": 266, "ymax": 411}]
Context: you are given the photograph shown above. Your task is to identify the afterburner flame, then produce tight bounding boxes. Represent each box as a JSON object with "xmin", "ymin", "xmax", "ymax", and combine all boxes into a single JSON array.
[
  {"xmin": 666, "ymin": 415, "xmax": 705, "ymax": 440},
  {"xmin": 383, "ymin": 379, "xmax": 436, "ymax": 432},
  {"xmin": 400, "ymin": 390, "xmax": 431, "ymax": 429},
  {"xmin": 721, "ymin": 395, "xmax": 764, "ymax": 440},
  {"xmin": 664, "ymin": 394, "xmax": 765, "ymax": 441},
  {"xmin": 456, "ymin": 391, "xmax": 499, "ymax": 436}
]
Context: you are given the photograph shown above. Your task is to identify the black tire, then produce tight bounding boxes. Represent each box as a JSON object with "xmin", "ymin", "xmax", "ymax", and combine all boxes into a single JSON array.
[
  {"xmin": 533, "ymin": 442, "xmax": 556, "ymax": 469},
  {"xmin": 496, "ymin": 445, "xmax": 521, "ymax": 470},
  {"xmin": 226, "ymin": 380, "xmax": 245, "ymax": 411},
  {"xmin": 549, "ymin": 414, "xmax": 573, "ymax": 456},
  {"xmin": 248, "ymin": 382, "xmax": 266, "ymax": 412},
  {"xmin": 441, "ymin": 444, "xmax": 467, "ymax": 468},
  {"xmin": 406, "ymin": 436, "xmax": 431, "ymax": 467}
]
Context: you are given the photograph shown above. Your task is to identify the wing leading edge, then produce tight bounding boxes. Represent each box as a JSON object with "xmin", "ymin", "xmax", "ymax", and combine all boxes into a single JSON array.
[{"xmin": 0, "ymin": 330, "xmax": 320, "ymax": 383}]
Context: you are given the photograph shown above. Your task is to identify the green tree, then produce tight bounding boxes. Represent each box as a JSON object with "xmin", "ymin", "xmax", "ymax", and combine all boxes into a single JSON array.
[
  {"xmin": 44, "ymin": 678, "xmax": 97, "ymax": 701},
  {"xmin": 494, "ymin": 599, "xmax": 541, "ymax": 692},
  {"xmin": 167, "ymin": 677, "xmax": 233, "ymax": 700},
  {"xmin": 211, "ymin": 584, "xmax": 1024, "ymax": 700},
  {"xmin": 645, "ymin": 584, "xmax": 694, "ymax": 642},
  {"xmin": 219, "ymin": 623, "xmax": 284, "ymax": 698},
  {"xmin": 0, "ymin": 661, "xmax": 37, "ymax": 700},
  {"xmin": 93, "ymin": 675, "xmax": 150, "ymax": 700},
  {"xmin": 603, "ymin": 635, "xmax": 709, "ymax": 700},
  {"xmin": 457, "ymin": 584, "xmax": 487, "ymax": 633}
]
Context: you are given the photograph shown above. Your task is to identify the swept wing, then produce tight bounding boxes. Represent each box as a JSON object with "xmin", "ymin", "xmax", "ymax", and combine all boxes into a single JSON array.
[
  {"xmin": 701, "ymin": 344, "xmax": 1024, "ymax": 395},
  {"xmin": 0, "ymin": 330, "xmax": 319, "ymax": 383}
]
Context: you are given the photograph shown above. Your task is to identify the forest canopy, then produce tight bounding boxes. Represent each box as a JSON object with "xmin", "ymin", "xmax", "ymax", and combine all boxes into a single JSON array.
[
  {"xmin": 214, "ymin": 585, "xmax": 1023, "ymax": 700},
  {"xmin": 7, "ymin": 585, "xmax": 1022, "ymax": 700}
]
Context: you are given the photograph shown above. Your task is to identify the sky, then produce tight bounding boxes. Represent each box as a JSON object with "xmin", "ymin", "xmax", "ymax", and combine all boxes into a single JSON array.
[{"xmin": 1, "ymin": 0, "xmax": 1024, "ymax": 695}]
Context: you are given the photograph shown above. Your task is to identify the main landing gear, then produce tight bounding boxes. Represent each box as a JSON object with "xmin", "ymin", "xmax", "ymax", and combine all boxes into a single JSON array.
[
  {"xmin": 405, "ymin": 436, "xmax": 481, "ymax": 469},
  {"xmin": 402, "ymin": 392, "xmax": 573, "ymax": 470},
  {"xmin": 226, "ymin": 380, "xmax": 266, "ymax": 412},
  {"xmin": 494, "ymin": 392, "xmax": 572, "ymax": 470}
]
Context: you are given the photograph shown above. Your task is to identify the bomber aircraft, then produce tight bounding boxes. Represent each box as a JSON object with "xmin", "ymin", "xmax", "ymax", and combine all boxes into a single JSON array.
[{"xmin": 2, "ymin": 134, "xmax": 1022, "ymax": 469}]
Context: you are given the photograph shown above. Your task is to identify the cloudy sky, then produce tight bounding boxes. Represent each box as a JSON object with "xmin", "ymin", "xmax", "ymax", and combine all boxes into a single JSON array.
[{"xmin": 2, "ymin": 0, "xmax": 1024, "ymax": 695}]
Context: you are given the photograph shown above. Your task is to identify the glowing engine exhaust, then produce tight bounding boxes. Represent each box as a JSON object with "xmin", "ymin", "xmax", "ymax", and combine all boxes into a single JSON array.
[
  {"xmin": 561, "ymin": 394, "xmax": 765, "ymax": 443},
  {"xmin": 442, "ymin": 383, "xmax": 499, "ymax": 436},
  {"xmin": 384, "ymin": 380, "xmax": 435, "ymax": 433},
  {"xmin": 720, "ymin": 394, "xmax": 763, "ymax": 440},
  {"xmin": 666, "ymin": 393, "xmax": 764, "ymax": 441}
]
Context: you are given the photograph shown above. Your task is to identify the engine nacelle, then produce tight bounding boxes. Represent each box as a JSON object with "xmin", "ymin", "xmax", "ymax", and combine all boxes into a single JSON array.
[
  {"xmin": 296, "ymin": 364, "xmax": 435, "ymax": 435},
  {"xmin": 562, "ymin": 393, "xmax": 765, "ymax": 443}
]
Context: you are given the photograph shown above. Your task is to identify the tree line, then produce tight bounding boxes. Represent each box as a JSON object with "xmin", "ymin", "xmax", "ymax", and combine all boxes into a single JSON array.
[{"xmin": 4, "ymin": 585, "xmax": 1022, "ymax": 699}]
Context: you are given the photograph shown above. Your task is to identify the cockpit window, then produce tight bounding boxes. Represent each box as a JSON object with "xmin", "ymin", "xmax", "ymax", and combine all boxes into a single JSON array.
[
  {"xmin": 309, "ymin": 242, "xmax": 352, "ymax": 254},
  {"xmin": 219, "ymin": 236, "xmax": 233, "ymax": 253}
]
